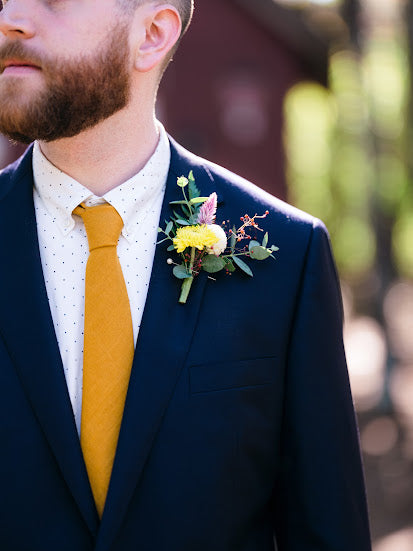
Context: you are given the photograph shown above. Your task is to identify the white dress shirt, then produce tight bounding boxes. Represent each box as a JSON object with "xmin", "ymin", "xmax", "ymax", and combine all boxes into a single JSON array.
[{"xmin": 33, "ymin": 124, "xmax": 170, "ymax": 434}]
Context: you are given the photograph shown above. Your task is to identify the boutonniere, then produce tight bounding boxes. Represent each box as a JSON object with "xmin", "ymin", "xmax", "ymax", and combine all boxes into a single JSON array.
[{"xmin": 158, "ymin": 171, "xmax": 279, "ymax": 304}]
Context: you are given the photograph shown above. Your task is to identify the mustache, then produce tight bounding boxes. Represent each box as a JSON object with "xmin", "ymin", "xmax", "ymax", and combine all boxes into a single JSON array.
[{"xmin": 0, "ymin": 42, "xmax": 45, "ymax": 72}]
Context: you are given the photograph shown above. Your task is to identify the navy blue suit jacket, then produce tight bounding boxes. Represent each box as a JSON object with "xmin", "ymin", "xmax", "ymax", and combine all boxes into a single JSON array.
[{"xmin": 0, "ymin": 138, "xmax": 371, "ymax": 550}]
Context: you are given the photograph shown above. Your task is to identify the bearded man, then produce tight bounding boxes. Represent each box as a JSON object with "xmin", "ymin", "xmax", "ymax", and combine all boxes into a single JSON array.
[{"xmin": 0, "ymin": 1, "xmax": 371, "ymax": 550}]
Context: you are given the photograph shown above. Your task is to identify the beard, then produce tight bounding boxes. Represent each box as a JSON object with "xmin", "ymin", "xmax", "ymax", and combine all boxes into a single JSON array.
[{"xmin": 0, "ymin": 23, "xmax": 132, "ymax": 144}]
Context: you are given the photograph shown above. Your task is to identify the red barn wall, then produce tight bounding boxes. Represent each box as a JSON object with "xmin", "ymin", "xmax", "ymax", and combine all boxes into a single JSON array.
[{"xmin": 157, "ymin": 0, "xmax": 313, "ymax": 200}]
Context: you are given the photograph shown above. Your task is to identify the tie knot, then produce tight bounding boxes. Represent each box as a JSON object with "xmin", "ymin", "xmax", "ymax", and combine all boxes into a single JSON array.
[{"xmin": 73, "ymin": 203, "xmax": 124, "ymax": 252}]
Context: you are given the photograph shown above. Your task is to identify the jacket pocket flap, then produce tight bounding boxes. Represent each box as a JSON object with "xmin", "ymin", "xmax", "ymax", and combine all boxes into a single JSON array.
[{"xmin": 190, "ymin": 356, "xmax": 278, "ymax": 394}]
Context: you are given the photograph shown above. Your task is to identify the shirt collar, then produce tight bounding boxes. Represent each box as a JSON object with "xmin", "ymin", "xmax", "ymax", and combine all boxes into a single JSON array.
[{"xmin": 32, "ymin": 122, "xmax": 171, "ymax": 242}]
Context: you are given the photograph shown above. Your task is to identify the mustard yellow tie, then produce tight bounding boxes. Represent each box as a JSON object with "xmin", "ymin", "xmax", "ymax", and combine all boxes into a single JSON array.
[{"xmin": 74, "ymin": 203, "xmax": 134, "ymax": 517}]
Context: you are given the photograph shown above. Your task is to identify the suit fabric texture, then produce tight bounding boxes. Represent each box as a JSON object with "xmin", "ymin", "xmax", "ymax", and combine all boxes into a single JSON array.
[{"xmin": 0, "ymin": 137, "xmax": 371, "ymax": 550}]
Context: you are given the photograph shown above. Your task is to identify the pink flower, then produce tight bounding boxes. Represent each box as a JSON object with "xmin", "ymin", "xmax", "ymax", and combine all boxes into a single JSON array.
[{"xmin": 197, "ymin": 192, "xmax": 217, "ymax": 225}]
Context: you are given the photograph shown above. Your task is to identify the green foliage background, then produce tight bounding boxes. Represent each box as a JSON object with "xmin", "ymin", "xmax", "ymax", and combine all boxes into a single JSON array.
[{"xmin": 284, "ymin": 17, "xmax": 412, "ymax": 304}]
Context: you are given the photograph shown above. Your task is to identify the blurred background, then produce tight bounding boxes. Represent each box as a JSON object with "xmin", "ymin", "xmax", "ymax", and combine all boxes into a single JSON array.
[{"xmin": 2, "ymin": 0, "xmax": 412, "ymax": 547}]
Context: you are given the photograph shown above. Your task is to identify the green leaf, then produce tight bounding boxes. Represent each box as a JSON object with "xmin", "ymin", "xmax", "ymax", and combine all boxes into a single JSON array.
[
  {"xmin": 230, "ymin": 226, "xmax": 237, "ymax": 251},
  {"xmin": 158, "ymin": 227, "xmax": 163, "ymax": 233},
  {"xmin": 250, "ymin": 246, "xmax": 272, "ymax": 261},
  {"xmin": 182, "ymin": 205, "xmax": 191, "ymax": 217},
  {"xmin": 232, "ymin": 256, "xmax": 253, "ymax": 277},
  {"xmin": 188, "ymin": 172, "xmax": 200, "ymax": 200},
  {"xmin": 248, "ymin": 240, "xmax": 261, "ymax": 252},
  {"xmin": 190, "ymin": 197, "xmax": 209, "ymax": 205},
  {"xmin": 167, "ymin": 244, "xmax": 175, "ymax": 252},
  {"xmin": 202, "ymin": 254, "xmax": 226, "ymax": 274},
  {"xmin": 177, "ymin": 176, "xmax": 189, "ymax": 188},
  {"xmin": 224, "ymin": 258, "xmax": 236, "ymax": 272},
  {"xmin": 165, "ymin": 221, "xmax": 173, "ymax": 235},
  {"xmin": 170, "ymin": 200, "xmax": 188, "ymax": 205},
  {"xmin": 262, "ymin": 232, "xmax": 268, "ymax": 248},
  {"xmin": 271, "ymin": 245, "xmax": 279, "ymax": 252},
  {"xmin": 176, "ymin": 219, "xmax": 190, "ymax": 226},
  {"xmin": 173, "ymin": 265, "xmax": 192, "ymax": 279}
]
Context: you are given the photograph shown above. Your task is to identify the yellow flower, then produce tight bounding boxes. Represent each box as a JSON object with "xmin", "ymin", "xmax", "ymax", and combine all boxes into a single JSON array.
[{"xmin": 173, "ymin": 225, "xmax": 218, "ymax": 253}]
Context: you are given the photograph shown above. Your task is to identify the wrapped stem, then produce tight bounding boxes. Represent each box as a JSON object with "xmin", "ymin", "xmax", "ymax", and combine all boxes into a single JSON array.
[
  {"xmin": 179, "ymin": 247, "xmax": 196, "ymax": 304},
  {"xmin": 179, "ymin": 276, "xmax": 194, "ymax": 304}
]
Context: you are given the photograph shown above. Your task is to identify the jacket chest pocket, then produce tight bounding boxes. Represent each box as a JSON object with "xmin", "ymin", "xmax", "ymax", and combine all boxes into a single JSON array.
[{"xmin": 189, "ymin": 356, "xmax": 279, "ymax": 394}]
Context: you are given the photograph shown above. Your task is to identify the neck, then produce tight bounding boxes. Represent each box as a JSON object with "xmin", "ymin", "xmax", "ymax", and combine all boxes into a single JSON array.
[{"xmin": 39, "ymin": 102, "xmax": 160, "ymax": 196}]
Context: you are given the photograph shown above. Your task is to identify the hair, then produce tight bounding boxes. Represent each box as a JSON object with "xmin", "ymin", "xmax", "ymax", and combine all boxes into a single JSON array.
[
  {"xmin": 168, "ymin": 0, "xmax": 194, "ymax": 38},
  {"xmin": 118, "ymin": 0, "xmax": 194, "ymax": 40}
]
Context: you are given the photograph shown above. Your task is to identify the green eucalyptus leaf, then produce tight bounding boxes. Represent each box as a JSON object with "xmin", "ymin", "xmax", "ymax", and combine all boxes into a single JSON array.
[
  {"xmin": 202, "ymin": 255, "xmax": 226, "ymax": 274},
  {"xmin": 165, "ymin": 221, "xmax": 173, "ymax": 235},
  {"xmin": 173, "ymin": 265, "xmax": 192, "ymax": 279},
  {"xmin": 271, "ymin": 245, "xmax": 279, "ymax": 252},
  {"xmin": 176, "ymin": 219, "xmax": 190, "ymax": 226},
  {"xmin": 233, "ymin": 256, "xmax": 253, "ymax": 277},
  {"xmin": 250, "ymin": 246, "xmax": 272, "ymax": 261},
  {"xmin": 158, "ymin": 227, "xmax": 163, "ymax": 233},
  {"xmin": 167, "ymin": 244, "xmax": 175, "ymax": 252},
  {"xmin": 262, "ymin": 232, "xmax": 268, "ymax": 248},
  {"xmin": 248, "ymin": 240, "xmax": 261, "ymax": 252},
  {"xmin": 170, "ymin": 200, "xmax": 188, "ymax": 205},
  {"xmin": 230, "ymin": 226, "xmax": 237, "ymax": 251},
  {"xmin": 224, "ymin": 259, "xmax": 236, "ymax": 272},
  {"xmin": 177, "ymin": 176, "xmax": 189, "ymax": 188}
]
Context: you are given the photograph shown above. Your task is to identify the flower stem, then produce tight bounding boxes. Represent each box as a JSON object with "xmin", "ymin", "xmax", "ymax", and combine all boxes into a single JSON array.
[
  {"xmin": 189, "ymin": 246, "xmax": 196, "ymax": 268},
  {"xmin": 179, "ymin": 247, "xmax": 196, "ymax": 304},
  {"xmin": 182, "ymin": 186, "xmax": 193, "ymax": 216},
  {"xmin": 179, "ymin": 276, "xmax": 194, "ymax": 304}
]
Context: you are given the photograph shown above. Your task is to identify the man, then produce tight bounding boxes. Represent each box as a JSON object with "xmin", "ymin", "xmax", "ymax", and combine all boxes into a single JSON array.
[{"xmin": 0, "ymin": 0, "xmax": 371, "ymax": 550}]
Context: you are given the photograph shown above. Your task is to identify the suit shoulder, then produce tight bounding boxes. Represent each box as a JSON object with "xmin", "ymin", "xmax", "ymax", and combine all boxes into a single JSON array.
[
  {"xmin": 0, "ymin": 160, "xmax": 16, "ymax": 180},
  {"xmin": 0, "ymin": 146, "xmax": 33, "ymax": 200}
]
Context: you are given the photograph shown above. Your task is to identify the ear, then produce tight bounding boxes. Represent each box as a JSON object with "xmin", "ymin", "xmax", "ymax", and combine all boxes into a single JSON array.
[{"xmin": 133, "ymin": 4, "xmax": 182, "ymax": 73}]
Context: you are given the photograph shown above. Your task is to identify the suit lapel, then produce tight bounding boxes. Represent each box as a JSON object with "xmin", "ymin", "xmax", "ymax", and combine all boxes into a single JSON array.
[
  {"xmin": 96, "ymin": 140, "xmax": 219, "ymax": 550},
  {"xmin": 0, "ymin": 141, "xmax": 221, "ymax": 548},
  {"xmin": 0, "ymin": 149, "xmax": 99, "ymax": 537}
]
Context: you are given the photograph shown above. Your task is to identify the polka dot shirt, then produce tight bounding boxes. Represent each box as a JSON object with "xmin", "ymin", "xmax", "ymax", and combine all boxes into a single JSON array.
[{"xmin": 32, "ymin": 124, "xmax": 170, "ymax": 434}]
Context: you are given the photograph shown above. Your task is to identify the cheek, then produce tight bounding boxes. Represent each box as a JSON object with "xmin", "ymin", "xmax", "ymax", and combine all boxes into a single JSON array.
[{"xmin": 36, "ymin": 5, "xmax": 114, "ymax": 54}]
